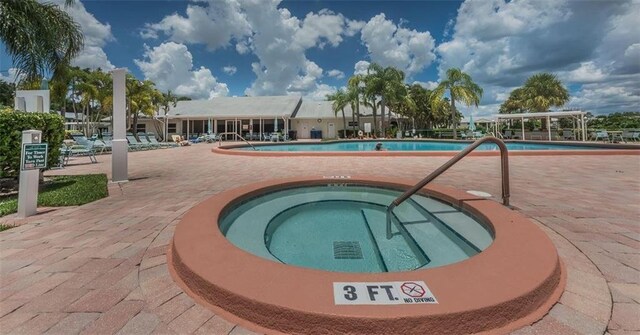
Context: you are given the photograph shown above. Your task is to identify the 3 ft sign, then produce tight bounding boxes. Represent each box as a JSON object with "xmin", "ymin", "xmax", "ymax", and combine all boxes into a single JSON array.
[{"xmin": 333, "ymin": 281, "xmax": 438, "ymax": 305}]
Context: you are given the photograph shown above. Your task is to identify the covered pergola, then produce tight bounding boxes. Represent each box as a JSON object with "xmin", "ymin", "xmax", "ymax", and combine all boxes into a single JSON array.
[{"xmin": 493, "ymin": 110, "xmax": 587, "ymax": 141}]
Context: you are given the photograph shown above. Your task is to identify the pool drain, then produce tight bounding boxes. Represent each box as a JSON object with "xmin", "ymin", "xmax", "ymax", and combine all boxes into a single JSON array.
[{"xmin": 333, "ymin": 241, "xmax": 363, "ymax": 259}]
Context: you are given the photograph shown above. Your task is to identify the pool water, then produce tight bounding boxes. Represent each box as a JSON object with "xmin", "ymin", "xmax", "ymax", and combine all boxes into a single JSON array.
[
  {"xmin": 239, "ymin": 140, "xmax": 594, "ymax": 152},
  {"xmin": 219, "ymin": 185, "xmax": 494, "ymax": 273}
]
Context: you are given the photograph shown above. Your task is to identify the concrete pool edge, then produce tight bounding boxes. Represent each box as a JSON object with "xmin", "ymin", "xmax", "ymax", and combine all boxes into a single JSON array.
[
  {"xmin": 168, "ymin": 176, "xmax": 566, "ymax": 335},
  {"xmin": 211, "ymin": 141, "xmax": 640, "ymax": 157}
]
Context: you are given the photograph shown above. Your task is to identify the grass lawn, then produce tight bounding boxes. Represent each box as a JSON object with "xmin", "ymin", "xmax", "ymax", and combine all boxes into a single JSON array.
[{"xmin": 0, "ymin": 174, "xmax": 108, "ymax": 218}]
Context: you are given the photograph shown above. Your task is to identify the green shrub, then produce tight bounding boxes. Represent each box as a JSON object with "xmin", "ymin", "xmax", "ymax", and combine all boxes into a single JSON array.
[{"xmin": 0, "ymin": 109, "xmax": 65, "ymax": 178}]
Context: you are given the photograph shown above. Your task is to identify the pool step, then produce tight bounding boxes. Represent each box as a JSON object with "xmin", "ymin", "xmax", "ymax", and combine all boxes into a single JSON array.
[
  {"xmin": 361, "ymin": 209, "xmax": 428, "ymax": 272},
  {"xmin": 409, "ymin": 197, "xmax": 493, "ymax": 251}
]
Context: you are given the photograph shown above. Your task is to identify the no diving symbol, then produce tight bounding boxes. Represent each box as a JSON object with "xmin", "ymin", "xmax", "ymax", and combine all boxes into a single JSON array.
[{"xmin": 401, "ymin": 282, "xmax": 425, "ymax": 298}]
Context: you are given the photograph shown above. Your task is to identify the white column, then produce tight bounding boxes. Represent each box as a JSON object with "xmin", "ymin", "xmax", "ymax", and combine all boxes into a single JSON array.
[
  {"xmin": 521, "ymin": 117, "xmax": 525, "ymax": 140},
  {"xmin": 581, "ymin": 114, "xmax": 586, "ymax": 141},
  {"xmin": 547, "ymin": 116, "xmax": 551, "ymax": 141},
  {"xmin": 187, "ymin": 118, "xmax": 190, "ymax": 139},
  {"xmin": 17, "ymin": 130, "xmax": 41, "ymax": 218},
  {"xmin": 214, "ymin": 119, "xmax": 218, "ymax": 134},
  {"xmin": 111, "ymin": 68, "xmax": 128, "ymax": 183}
]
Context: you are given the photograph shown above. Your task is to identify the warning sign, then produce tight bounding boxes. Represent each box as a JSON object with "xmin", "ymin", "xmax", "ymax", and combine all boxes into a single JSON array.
[
  {"xmin": 333, "ymin": 281, "xmax": 437, "ymax": 305},
  {"xmin": 401, "ymin": 282, "xmax": 426, "ymax": 297}
]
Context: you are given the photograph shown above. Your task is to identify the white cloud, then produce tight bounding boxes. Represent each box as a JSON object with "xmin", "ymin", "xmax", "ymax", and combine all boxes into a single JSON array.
[
  {"xmin": 134, "ymin": 42, "xmax": 228, "ymax": 99},
  {"xmin": 145, "ymin": 1, "xmax": 358, "ymax": 98},
  {"xmin": 141, "ymin": 0, "xmax": 251, "ymax": 51},
  {"xmin": 354, "ymin": 60, "xmax": 370, "ymax": 75},
  {"xmin": 327, "ymin": 69, "xmax": 345, "ymax": 79},
  {"xmin": 360, "ymin": 14, "xmax": 436, "ymax": 76},
  {"xmin": 0, "ymin": 68, "xmax": 22, "ymax": 84},
  {"xmin": 223, "ymin": 66, "xmax": 237, "ymax": 75},
  {"xmin": 54, "ymin": 0, "xmax": 115, "ymax": 70},
  {"xmin": 412, "ymin": 80, "xmax": 438, "ymax": 90},
  {"xmin": 437, "ymin": 0, "xmax": 640, "ymax": 114}
]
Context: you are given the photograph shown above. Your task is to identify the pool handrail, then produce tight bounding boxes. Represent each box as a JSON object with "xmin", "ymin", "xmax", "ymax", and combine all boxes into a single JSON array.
[
  {"xmin": 217, "ymin": 132, "xmax": 257, "ymax": 150},
  {"xmin": 386, "ymin": 136, "xmax": 510, "ymax": 239}
]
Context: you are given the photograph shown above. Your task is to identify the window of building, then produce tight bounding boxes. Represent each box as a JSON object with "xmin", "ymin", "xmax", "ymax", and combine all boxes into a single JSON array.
[
  {"xmin": 168, "ymin": 123, "xmax": 177, "ymax": 133},
  {"xmin": 136, "ymin": 123, "xmax": 146, "ymax": 133}
]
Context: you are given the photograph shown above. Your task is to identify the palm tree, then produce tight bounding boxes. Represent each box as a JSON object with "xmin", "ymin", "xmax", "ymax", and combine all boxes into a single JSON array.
[
  {"xmin": 433, "ymin": 68, "xmax": 483, "ymax": 139},
  {"xmin": 521, "ymin": 73, "xmax": 569, "ymax": 129},
  {"xmin": 347, "ymin": 74, "xmax": 365, "ymax": 133},
  {"xmin": 327, "ymin": 89, "xmax": 349, "ymax": 138},
  {"xmin": 499, "ymin": 88, "xmax": 526, "ymax": 114},
  {"xmin": 0, "ymin": 0, "xmax": 84, "ymax": 85},
  {"xmin": 364, "ymin": 63, "xmax": 407, "ymax": 137}
]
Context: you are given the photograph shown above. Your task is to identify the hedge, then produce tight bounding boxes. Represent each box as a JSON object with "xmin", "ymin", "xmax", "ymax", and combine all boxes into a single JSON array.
[{"xmin": 0, "ymin": 109, "xmax": 65, "ymax": 178}]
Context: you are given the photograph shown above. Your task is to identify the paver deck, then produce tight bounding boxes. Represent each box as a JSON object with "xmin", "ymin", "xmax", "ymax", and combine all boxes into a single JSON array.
[{"xmin": 1, "ymin": 143, "xmax": 638, "ymax": 335}]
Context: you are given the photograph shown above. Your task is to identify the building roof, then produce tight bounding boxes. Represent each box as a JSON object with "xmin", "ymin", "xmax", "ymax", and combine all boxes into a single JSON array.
[
  {"xmin": 166, "ymin": 95, "xmax": 302, "ymax": 119},
  {"xmin": 294, "ymin": 100, "xmax": 392, "ymax": 119},
  {"xmin": 494, "ymin": 110, "xmax": 586, "ymax": 120}
]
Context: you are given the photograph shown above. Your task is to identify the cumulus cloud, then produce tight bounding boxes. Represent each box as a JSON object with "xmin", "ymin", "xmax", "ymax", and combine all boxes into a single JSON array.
[
  {"xmin": 141, "ymin": 0, "xmax": 251, "ymax": 51},
  {"xmin": 327, "ymin": 69, "xmax": 345, "ymax": 79},
  {"xmin": 412, "ymin": 80, "xmax": 438, "ymax": 90},
  {"xmin": 354, "ymin": 60, "xmax": 370, "ymax": 75},
  {"xmin": 134, "ymin": 42, "xmax": 228, "ymax": 99},
  {"xmin": 438, "ymin": 0, "xmax": 640, "ymax": 115},
  {"xmin": 144, "ymin": 0, "xmax": 362, "ymax": 98},
  {"xmin": 360, "ymin": 14, "xmax": 436, "ymax": 76},
  {"xmin": 53, "ymin": 0, "xmax": 115, "ymax": 70},
  {"xmin": 0, "ymin": 68, "xmax": 22, "ymax": 84},
  {"xmin": 223, "ymin": 66, "xmax": 237, "ymax": 75}
]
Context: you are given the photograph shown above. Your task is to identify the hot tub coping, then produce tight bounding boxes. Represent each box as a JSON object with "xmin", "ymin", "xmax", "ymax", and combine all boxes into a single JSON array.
[{"xmin": 169, "ymin": 176, "xmax": 566, "ymax": 335}]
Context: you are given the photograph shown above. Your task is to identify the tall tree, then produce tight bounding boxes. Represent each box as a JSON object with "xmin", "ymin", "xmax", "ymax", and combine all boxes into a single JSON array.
[
  {"xmin": 521, "ymin": 73, "xmax": 569, "ymax": 129},
  {"xmin": 499, "ymin": 88, "xmax": 525, "ymax": 114},
  {"xmin": 0, "ymin": 80, "xmax": 15, "ymax": 108},
  {"xmin": 364, "ymin": 63, "xmax": 407, "ymax": 137},
  {"xmin": 347, "ymin": 74, "xmax": 365, "ymax": 133},
  {"xmin": 0, "ymin": 0, "xmax": 84, "ymax": 85},
  {"xmin": 433, "ymin": 68, "xmax": 483, "ymax": 139},
  {"xmin": 327, "ymin": 89, "xmax": 349, "ymax": 138}
]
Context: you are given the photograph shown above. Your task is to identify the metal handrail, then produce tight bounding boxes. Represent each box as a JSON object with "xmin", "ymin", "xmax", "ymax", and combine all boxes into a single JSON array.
[
  {"xmin": 386, "ymin": 136, "xmax": 510, "ymax": 239},
  {"xmin": 217, "ymin": 132, "xmax": 257, "ymax": 150}
]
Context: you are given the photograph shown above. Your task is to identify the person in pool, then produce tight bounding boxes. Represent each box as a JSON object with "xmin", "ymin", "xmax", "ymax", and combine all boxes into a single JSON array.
[{"xmin": 374, "ymin": 142, "xmax": 386, "ymax": 151}]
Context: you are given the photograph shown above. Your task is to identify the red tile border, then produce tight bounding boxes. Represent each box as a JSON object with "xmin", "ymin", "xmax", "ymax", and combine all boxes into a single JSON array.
[{"xmin": 168, "ymin": 176, "xmax": 566, "ymax": 335}]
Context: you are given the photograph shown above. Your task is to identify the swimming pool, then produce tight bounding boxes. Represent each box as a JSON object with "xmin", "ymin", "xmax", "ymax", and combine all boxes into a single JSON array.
[
  {"xmin": 220, "ymin": 185, "xmax": 493, "ymax": 273},
  {"xmin": 233, "ymin": 139, "xmax": 630, "ymax": 152}
]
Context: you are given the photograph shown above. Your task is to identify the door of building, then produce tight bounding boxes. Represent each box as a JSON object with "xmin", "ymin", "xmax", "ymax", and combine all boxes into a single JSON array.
[{"xmin": 328, "ymin": 122, "xmax": 335, "ymax": 138}]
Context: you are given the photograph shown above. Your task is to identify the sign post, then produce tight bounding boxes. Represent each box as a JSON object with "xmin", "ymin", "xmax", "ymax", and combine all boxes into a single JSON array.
[{"xmin": 17, "ymin": 130, "xmax": 46, "ymax": 218}]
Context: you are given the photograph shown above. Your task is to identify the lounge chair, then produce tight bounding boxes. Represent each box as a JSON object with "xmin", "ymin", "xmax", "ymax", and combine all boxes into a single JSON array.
[
  {"xmin": 71, "ymin": 134, "xmax": 105, "ymax": 155},
  {"xmin": 171, "ymin": 135, "xmax": 190, "ymax": 146},
  {"xmin": 63, "ymin": 140, "xmax": 98, "ymax": 164},
  {"xmin": 137, "ymin": 132, "xmax": 159, "ymax": 149},
  {"xmin": 126, "ymin": 133, "xmax": 149, "ymax": 150},
  {"xmin": 148, "ymin": 133, "xmax": 178, "ymax": 148}
]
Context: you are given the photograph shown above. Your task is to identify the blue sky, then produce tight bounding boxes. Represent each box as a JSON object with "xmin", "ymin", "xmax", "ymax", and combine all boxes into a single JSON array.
[{"xmin": 1, "ymin": 0, "xmax": 638, "ymax": 116}]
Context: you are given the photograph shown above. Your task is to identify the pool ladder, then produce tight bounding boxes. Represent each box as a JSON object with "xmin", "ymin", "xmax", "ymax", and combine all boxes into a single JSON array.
[
  {"xmin": 217, "ymin": 132, "xmax": 257, "ymax": 150},
  {"xmin": 386, "ymin": 137, "xmax": 511, "ymax": 239}
]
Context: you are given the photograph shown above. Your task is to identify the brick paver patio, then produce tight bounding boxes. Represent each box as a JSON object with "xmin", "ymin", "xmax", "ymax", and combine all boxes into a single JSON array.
[{"xmin": 1, "ymin": 144, "xmax": 638, "ymax": 334}]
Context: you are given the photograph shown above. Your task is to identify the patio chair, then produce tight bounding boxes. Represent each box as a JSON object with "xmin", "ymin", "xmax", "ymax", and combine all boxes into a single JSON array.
[
  {"xmin": 562, "ymin": 130, "xmax": 574, "ymax": 140},
  {"xmin": 137, "ymin": 132, "xmax": 160, "ymax": 149},
  {"xmin": 593, "ymin": 130, "xmax": 610, "ymax": 142},
  {"xmin": 126, "ymin": 133, "xmax": 149, "ymax": 150},
  {"xmin": 71, "ymin": 134, "xmax": 106, "ymax": 155},
  {"xmin": 503, "ymin": 130, "xmax": 513, "ymax": 139},
  {"xmin": 64, "ymin": 141, "xmax": 98, "ymax": 164},
  {"xmin": 148, "ymin": 133, "xmax": 178, "ymax": 148},
  {"xmin": 622, "ymin": 130, "xmax": 640, "ymax": 142}
]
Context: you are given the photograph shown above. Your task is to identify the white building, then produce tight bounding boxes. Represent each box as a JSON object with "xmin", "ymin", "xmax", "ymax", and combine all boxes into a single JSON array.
[
  {"xmin": 14, "ymin": 90, "xmax": 50, "ymax": 113},
  {"xmin": 132, "ymin": 95, "xmax": 391, "ymax": 140}
]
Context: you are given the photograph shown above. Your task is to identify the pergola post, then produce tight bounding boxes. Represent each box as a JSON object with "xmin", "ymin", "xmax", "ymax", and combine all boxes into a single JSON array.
[
  {"xmin": 581, "ymin": 114, "xmax": 586, "ymax": 141},
  {"xmin": 110, "ymin": 68, "xmax": 128, "ymax": 183},
  {"xmin": 547, "ymin": 116, "xmax": 551, "ymax": 141},
  {"xmin": 521, "ymin": 117, "xmax": 525, "ymax": 140}
]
